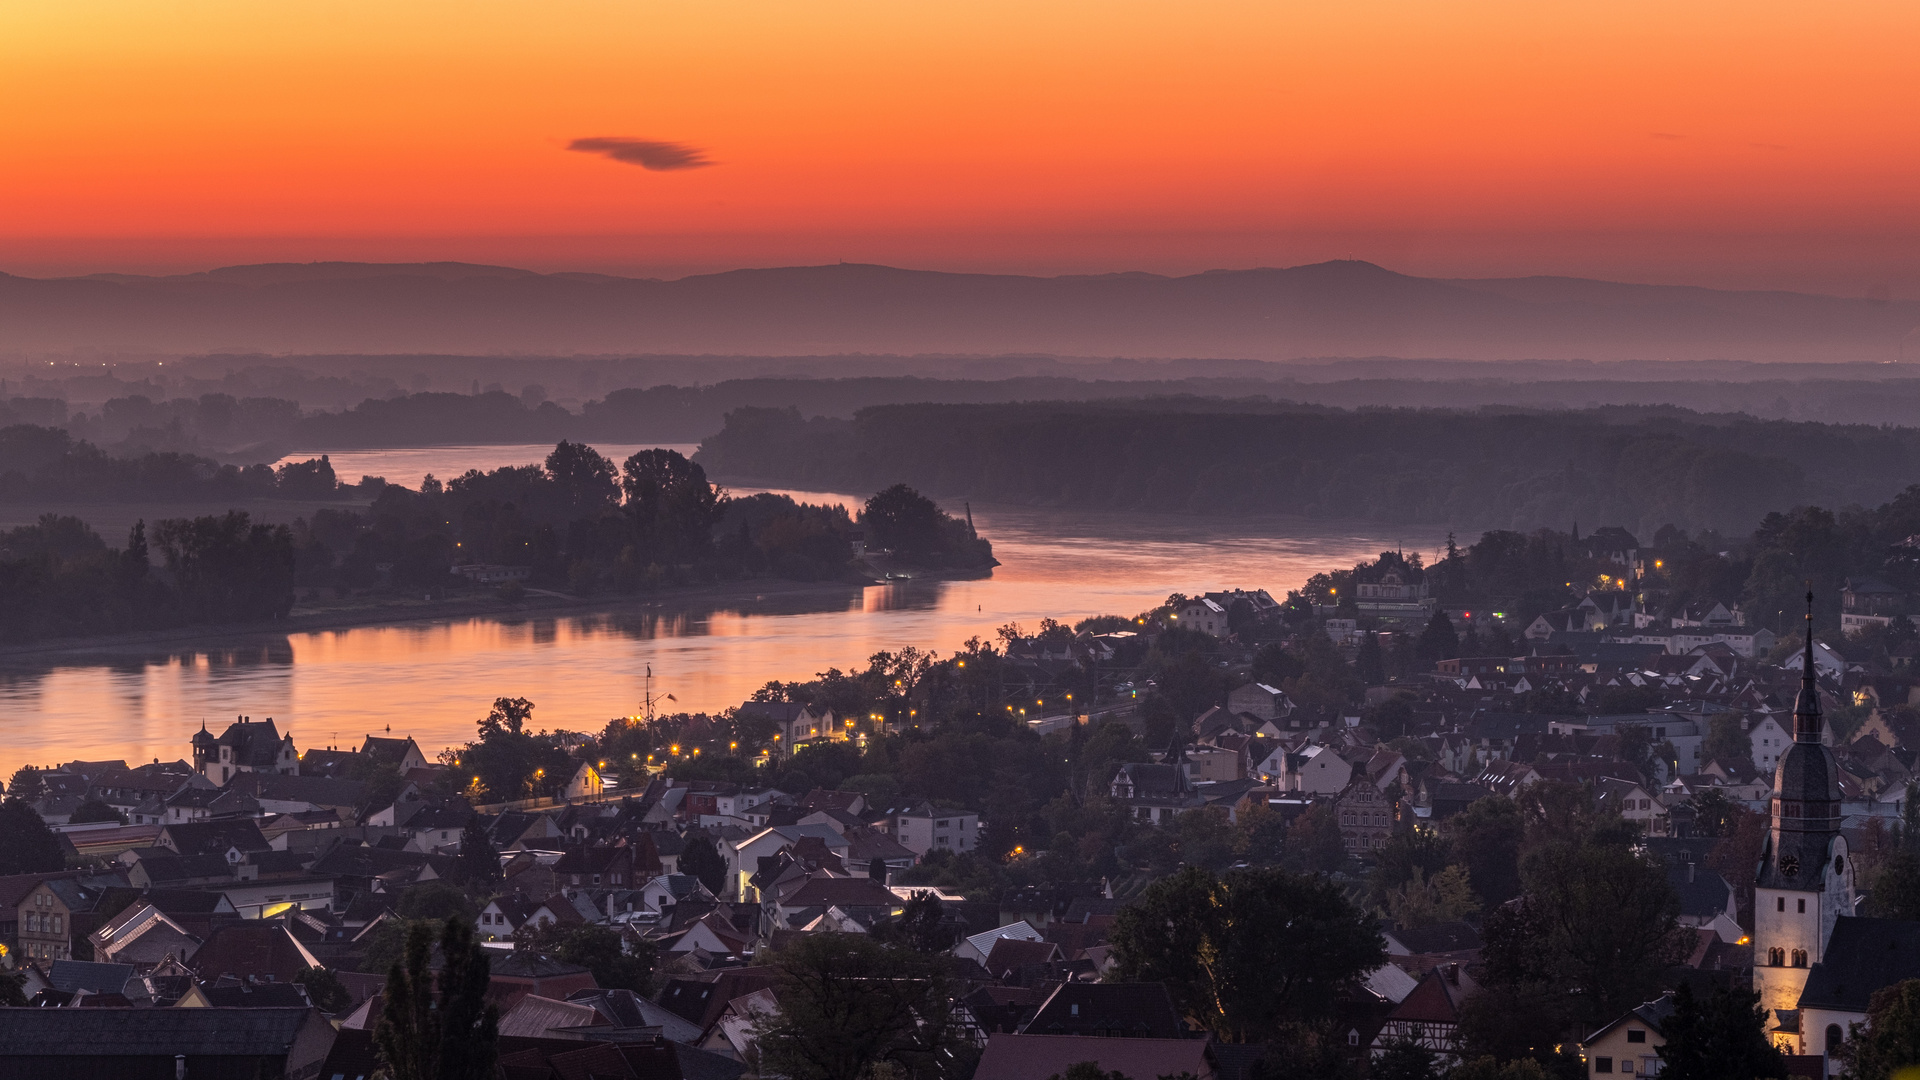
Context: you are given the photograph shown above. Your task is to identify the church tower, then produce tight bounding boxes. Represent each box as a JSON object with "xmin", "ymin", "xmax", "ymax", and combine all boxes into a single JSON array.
[{"xmin": 1753, "ymin": 590, "xmax": 1855, "ymax": 1039}]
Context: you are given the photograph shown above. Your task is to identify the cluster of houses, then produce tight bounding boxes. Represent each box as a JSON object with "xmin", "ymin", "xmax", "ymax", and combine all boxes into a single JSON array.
[
  {"xmin": 12, "ymin": 554, "xmax": 1920, "ymax": 1077},
  {"xmin": 0, "ymin": 715, "xmax": 1030, "ymax": 1077}
]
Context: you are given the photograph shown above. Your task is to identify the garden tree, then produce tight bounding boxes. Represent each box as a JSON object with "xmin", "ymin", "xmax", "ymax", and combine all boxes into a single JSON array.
[
  {"xmin": 451, "ymin": 812, "xmax": 502, "ymax": 891},
  {"xmin": 1354, "ymin": 631, "xmax": 1386, "ymax": 685},
  {"xmin": 455, "ymin": 696, "xmax": 573, "ymax": 801},
  {"xmin": 1108, "ymin": 865, "xmax": 1386, "ymax": 1041},
  {"xmin": 0, "ymin": 797, "xmax": 65, "ymax": 874},
  {"xmin": 1615, "ymin": 724, "xmax": 1654, "ymax": 775},
  {"xmin": 373, "ymin": 918, "xmax": 499, "ymax": 1080},
  {"xmin": 1368, "ymin": 829, "xmax": 1452, "ymax": 909},
  {"xmin": 869, "ymin": 891, "xmax": 958, "ymax": 953},
  {"xmin": 294, "ymin": 967, "xmax": 352, "ymax": 1013},
  {"xmin": 7, "ymin": 765, "xmax": 44, "ymax": 800},
  {"xmin": 1520, "ymin": 836, "xmax": 1690, "ymax": 1022},
  {"xmin": 753, "ymin": 933, "xmax": 965, "ymax": 1080},
  {"xmin": 1447, "ymin": 796, "xmax": 1525, "ymax": 905},
  {"xmin": 1685, "ymin": 788, "xmax": 1741, "ymax": 838},
  {"xmin": 1655, "ymin": 983, "xmax": 1786, "ymax": 1080},
  {"xmin": 681, "ymin": 830, "xmax": 728, "ymax": 896},
  {"xmin": 67, "ymin": 799, "xmax": 125, "ymax": 824},
  {"xmin": 1416, "ymin": 608, "xmax": 1459, "ymax": 666},
  {"xmin": 395, "ymin": 880, "xmax": 479, "ymax": 923},
  {"xmin": 1866, "ymin": 849, "xmax": 1920, "ymax": 920},
  {"xmin": 1250, "ymin": 641, "xmax": 1305, "ymax": 687},
  {"xmin": 1448, "ymin": 1058, "xmax": 1549, "ymax": 1080},
  {"xmin": 1383, "ymin": 865, "xmax": 1480, "ymax": 929},
  {"xmin": 1282, "ymin": 803, "xmax": 1348, "ymax": 874},
  {"xmin": 1370, "ymin": 1040, "xmax": 1439, "ymax": 1080},
  {"xmin": 1840, "ymin": 979, "xmax": 1920, "ymax": 1080},
  {"xmin": 1248, "ymin": 1024, "xmax": 1361, "ymax": 1080},
  {"xmin": 515, "ymin": 922, "xmax": 655, "ymax": 993},
  {"xmin": 0, "ymin": 968, "xmax": 27, "ymax": 1008},
  {"xmin": 1364, "ymin": 693, "xmax": 1415, "ymax": 740}
]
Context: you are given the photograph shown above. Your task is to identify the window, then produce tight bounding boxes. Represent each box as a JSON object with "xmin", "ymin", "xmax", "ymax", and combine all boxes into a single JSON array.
[
  {"xmin": 1628, "ymin": 1029, "xmax": 1646, "ymax": 1043},
  {"xmin": 1777, "ymin": 897, "xmax": 1786, "ymax": 912},
  {"xmin": 1622, "ymin": 1060, "xmax": 1635, "ymax": 1074},
  {"xmin": 1798, "ymin": 899, "xmax": 1807, "ymax": 914},
  {"xmin": 1347, "ymin": 1030, "xmax": 1360, "ymax": 1047},
  {"xmin": 1768, "ymin": 947, "xmax": 1785, "ymax": 966},
  {"xmin": 1828, "ymin": 1024, "xmax": 1844, "ymax": 1053},
  {"xmin": 1792, "ymin": 949, "xmax": 1808, "ymax": 967},
  {"xmin": 1596, "ymin": 1057, "xmax": 1613, "ymax": 1073}
]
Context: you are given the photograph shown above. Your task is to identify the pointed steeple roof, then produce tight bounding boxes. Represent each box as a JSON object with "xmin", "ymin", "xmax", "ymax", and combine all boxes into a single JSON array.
[{"xmin": 1793, "ymin": 587, "xmax": 1823, "ymax": 744}]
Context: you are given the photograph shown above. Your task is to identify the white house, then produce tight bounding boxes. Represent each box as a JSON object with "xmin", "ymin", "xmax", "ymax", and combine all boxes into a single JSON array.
[
  {"xmin": 1280, "ymin": 744, "xmax": 1354, "ymax": 795},
  {"xmin": 892, "ymin": 804, "xmax": 980, "ymax": 857},
  {"xmin": 1176, "ymin": 598, "xmax": 1230, "ymax": 637}
]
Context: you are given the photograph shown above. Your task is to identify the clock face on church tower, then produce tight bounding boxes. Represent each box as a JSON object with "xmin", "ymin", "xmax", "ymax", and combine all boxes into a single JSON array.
[{"xmin": 1779, "ymin": 853, "xmax": 1799, "ymax": 878}]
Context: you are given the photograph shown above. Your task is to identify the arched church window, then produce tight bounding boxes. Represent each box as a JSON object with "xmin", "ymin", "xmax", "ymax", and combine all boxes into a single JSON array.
[
  {"xmin": 1827, "ymin": 1024, "xmax": 1844, "ymax": 1053},
  {"xmin": 1768, "ymin": 947, "xmax": 1785, "ymax": 966},
  {"xmin": 1835, "ymin": 855, "xmax": 1846, "ymax": 873},
  {"xmin": 1792, "ymin": 949, "xmax": 1808, "ymax": 967}
]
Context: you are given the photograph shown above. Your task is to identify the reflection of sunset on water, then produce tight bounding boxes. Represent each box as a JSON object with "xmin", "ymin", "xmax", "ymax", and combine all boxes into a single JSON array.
[{"xmin": 0, "ymin": 494, "xmax": 1405, "ymax": 768}]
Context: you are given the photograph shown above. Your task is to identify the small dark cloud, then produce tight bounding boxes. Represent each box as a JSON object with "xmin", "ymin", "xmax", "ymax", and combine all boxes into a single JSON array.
[{"xmin": 567, "ymin": 137, "xmax": 713, "ymax": 171}]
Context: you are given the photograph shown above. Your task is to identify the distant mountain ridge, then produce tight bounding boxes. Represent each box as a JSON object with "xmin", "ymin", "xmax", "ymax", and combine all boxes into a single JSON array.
[{"xmin": 2, "ymin": 259, "xmax": 1914, "ymax": 361}]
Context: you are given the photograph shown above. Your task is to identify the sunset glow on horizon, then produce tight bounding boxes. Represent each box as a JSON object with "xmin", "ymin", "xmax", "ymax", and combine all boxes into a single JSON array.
[{"xmin": 5, "ymin": 1, "xmax": 1919, "ymax": 293}]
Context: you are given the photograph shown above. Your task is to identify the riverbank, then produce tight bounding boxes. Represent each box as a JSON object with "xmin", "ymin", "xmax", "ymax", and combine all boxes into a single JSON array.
[{"xmin": 0, "ymin": 573, "xmax": 876, "ymax": 662}]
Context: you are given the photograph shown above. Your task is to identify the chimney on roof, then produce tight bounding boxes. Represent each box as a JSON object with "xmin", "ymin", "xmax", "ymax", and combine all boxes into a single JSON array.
[{"xmin": 1687, "ymin": 862, "xmax": 1696, "ymax": 883}]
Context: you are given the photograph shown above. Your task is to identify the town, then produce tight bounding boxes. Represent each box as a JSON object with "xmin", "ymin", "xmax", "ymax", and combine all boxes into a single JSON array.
[{"xmin": 5, "ymin": 518, "xmax": 1920, "ymax": 1080}]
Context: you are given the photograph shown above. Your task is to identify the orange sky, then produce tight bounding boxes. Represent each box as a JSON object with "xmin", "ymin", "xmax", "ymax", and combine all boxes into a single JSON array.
[{"xmin": 4, "ymin": 1, "xmax": 1918, "ymax": 293}]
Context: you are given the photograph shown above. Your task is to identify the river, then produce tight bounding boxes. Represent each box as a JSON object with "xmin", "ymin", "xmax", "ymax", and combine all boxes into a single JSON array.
[{"xmin": 0, "ymin": 444, "xmax": 1412, "ymax": 769}]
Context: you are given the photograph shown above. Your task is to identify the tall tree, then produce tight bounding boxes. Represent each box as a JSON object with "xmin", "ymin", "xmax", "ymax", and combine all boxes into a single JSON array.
[
  {"xmin": 515, "ymin": 922, "xmax": 655, "ymax": 993},
  {"xmin": 373, "ymin": 918, "xmax": 499, "ymax": 1080},
  {"xmin": 1656, "ymin": 983, "xmax": 1786, "ymax": 1080},
  {"xmin": 0, "ymin": 797, "xmax": 64, "ymax": 875},
  {"xmin": 451, "ymin": 811, "xmax": 502, "ymax": 891},
  {"xmin": 1520, "ymin": 837, "xmax": 1688, "ymax": 1022},
  {"xmin": 1447, "ymin": 796, "xmax": 1525, "ymax": 905},
  {"xmin": 1108, "ymin": 865, "xmax": 1385, "ymax": 1041},
  {"xmin": 1840, "ymin": 979, "xmax": 1920, "ymax": 1080},
  {"xmin": 7, "ymin": 766, "xmax": 44, "ymax": 801},
  {"xmin": 753, "ymin": 933, "xmax": 964, "ymax": 1080},
  {"xmin": 681, "ymin": 830, "xmax": 728, "ymax": 896}
]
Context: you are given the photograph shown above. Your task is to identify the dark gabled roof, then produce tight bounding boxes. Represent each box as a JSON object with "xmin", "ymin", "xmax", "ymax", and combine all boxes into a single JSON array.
[
  {"xmin": 1387, "ymin": 970, "xmax": 1466, "ymax": 1024},
  {"xmin": 47, "ymin": 959, "xmax": 135, "ymax": 994},
  {"xmin": 161, "ymin": 819, "xmax": 271, "ymax": 856},
  {"xmin": 1023, "ymin": 981, "xmax": 1187, "ymax": 1038},
  {"xmin": 1385, "ymin": 920, "xmax": 1482, "ymax": 955},
  {"xmin": 488, "ymin": 951, "xmax": 591, "ymax": 978},
  {"xmin": 1586, "ymin": 994, "xmax": 1679, "ymax": 1043},
  {"xmin": 1798, "ymin": 917, "xmax": 1920, "ymax": 1012},
  {"xmin": 190, "ymin": 922, "xmax": 314, "ymax": 980},
  {"xmin": 202, "ymin": 982, "xmax": 312, "ymax": 1007},
  {"xmin": 229, "ymin": 772, "xmax": 368, "ymax": 808},
  {"xmin": 1665, "ymin": 863, "xmax": 1734, "ymax": 920},
  {"xmin": 0, "ymin": 1006, "xmax": 320, "ymax": 1055}
]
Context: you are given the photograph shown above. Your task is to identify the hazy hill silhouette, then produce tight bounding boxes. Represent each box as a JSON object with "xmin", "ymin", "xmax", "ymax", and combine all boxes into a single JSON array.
[{"xmin": 3, "ymin": 259, "xmax": 1915, "ymax": 361}]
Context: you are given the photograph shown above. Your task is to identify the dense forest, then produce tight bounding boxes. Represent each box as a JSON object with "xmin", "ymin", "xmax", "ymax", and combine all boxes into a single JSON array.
[
  {"xmin": 0, "ymin": 424, "xmax": 365, "ymax": 502},
  {"xmin": 0, "ymin": 442, "xmax": 989, "ymax": 644},
  {"xmin": 694, "ymin": 401, "xmax": 1920, "ymax": 534},
  {"xmin": 0, "ymin": 512, "xmax": 294, "ymax": 643}
]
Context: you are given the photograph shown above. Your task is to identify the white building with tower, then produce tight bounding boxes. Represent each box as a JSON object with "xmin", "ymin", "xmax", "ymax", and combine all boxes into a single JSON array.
[{"xmin": 1752, "ymin": 592, "xmax": 1856, "ymax": 1054}]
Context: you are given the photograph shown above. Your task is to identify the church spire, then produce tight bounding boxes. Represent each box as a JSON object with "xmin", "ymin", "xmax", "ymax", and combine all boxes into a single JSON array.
[{"xmin": 1793, "ymin": 587, "xmax": 1823, "ymax": 744}]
